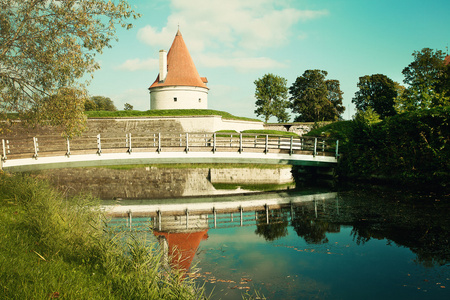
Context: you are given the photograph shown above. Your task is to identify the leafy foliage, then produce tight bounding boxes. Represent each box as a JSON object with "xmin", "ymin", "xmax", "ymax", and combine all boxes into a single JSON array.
[
  {"xmin": 309, "ymin": 107, "xmax": 450, "ymax": 188},
  {"xmin": 32, "ymin": 87, "xmax": 88, "ymax": 138},
  {"xmin": 124, "ymin": 103, "xmax": 133, "ymax": 110},
  {"xmin": 399, "ymin": 48, "xmax": 450, "ymax": 111},
  {"xmin": 289, "ymin": 70, "xmax": 345, "ymax": 122},
  {"xmin": 85, "ymin": 96, "xmax": 117, "ymax": 111},
  {"xmin": 254, "ymin": 73, "xmax": 290, "ymax": 123},
  {"xmin": 0, "ymin": 0, "xmax": 139, "ymax": 135},
  {"xmin": 352, "ymin": 74, "xmax": 397, "ymax": 119}
]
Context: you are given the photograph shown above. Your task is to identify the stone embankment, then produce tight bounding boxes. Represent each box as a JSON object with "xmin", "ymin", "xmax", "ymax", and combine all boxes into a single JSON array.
[
  {"xmin": 2, "ymin": 118, "xmax": 314, "ymax": 140},
  {"xmin": 210, "ymin": 167, "xmax": 293, "ymax": 184},
  {"xmin": 264, "ymin": 123, "xmax": 322, "ymax": 136},
  {"xmin": 38, "ymin": 166, "xmax": 294, "ymax": 200}
]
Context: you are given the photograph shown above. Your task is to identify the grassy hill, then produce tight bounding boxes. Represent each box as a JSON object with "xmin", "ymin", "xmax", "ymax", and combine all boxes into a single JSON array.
[{"xmin": 85, "ymin": 109, "xmax": 262, "ymax": 122}]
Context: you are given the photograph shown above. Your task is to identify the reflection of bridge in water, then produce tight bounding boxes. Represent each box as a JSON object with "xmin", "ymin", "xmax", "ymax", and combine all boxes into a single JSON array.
[
  {"xmin": 105, "ymin": 191, "xmax": 338, "ymax": 272},
  {"xmin": 1, "ymin": 132, "xmax": 338, "ymax": 171},
  {"xmin": 104, "ymin": 191, "xmax": 338, "ymax": 231}
]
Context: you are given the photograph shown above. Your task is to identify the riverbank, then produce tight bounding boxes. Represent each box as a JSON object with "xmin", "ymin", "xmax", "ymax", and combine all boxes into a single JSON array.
[
  {"xmin": 0, "ymin": 172, "xmax": 207, "ymax": 299},
  {"xmin": 307, "ymin": 106, "xmax": 450, "ymax": 191}
]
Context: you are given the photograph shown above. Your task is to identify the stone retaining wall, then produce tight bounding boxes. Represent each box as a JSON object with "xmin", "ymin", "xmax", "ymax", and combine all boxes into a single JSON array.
[
  {"xmin": 264, "ymin": 123, "xmax": 316, "ymax": 136},
  {"xmin": 209, "ymin": 167, "xmax": 293, "ymax": 184},
  {"xmin": 37, "ymin": 166, "xmax": 294, "ymax": 199}
]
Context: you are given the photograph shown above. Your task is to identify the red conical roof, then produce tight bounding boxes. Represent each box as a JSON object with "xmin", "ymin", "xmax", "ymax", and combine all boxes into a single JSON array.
[
  {"xmin": 154, "ymin": 229, "xmax": 208, "ymax": 272},
  {"xmin": 445, "ymin": 55, "xmax": 450, "ymax": 66},
  {"xmin": 149, "ymin": 30, "xmax": 208, "ymax": 89}
]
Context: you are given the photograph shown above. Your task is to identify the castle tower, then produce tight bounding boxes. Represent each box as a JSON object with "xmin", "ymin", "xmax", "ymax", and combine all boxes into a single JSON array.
[{"xmin": 149, "ymin": 30, "xmax": 209, "ymax": 110}]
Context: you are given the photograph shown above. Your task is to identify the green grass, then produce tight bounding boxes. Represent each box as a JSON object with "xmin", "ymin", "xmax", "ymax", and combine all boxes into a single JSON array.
[
  {"xmin": 212, "ymin": 182, "xmax": 295, "ymax": 191},
  {"xmin": 85, "ymin": 109, "xmax": 262, "ymax": 122},
  {"xmin": 241, "ymin": 129, "xmax": 299, "ymax": 136},
  {"xmin": 0, "ymin": 173, "xmax": 207, "ymax": 299},
  {"xmin": 305, "ymin": 120, "xmax": 353, "ymax": 140},
  {"xmin": 93, "ymin": 163, "xmax": 292, "ymax": 170}
]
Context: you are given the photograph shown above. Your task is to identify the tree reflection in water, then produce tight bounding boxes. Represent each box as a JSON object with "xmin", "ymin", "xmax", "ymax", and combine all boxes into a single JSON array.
[
  {"xmin": 243, "ymin": 190, "xmax": 450, "ymax": 267},
  {"xmin": 282, "ymin": 190, "xmax": 450, "ymax": 266},
  {"xmin": 254, "ymin": 210, "xmax": 289, "ymax": 241}
]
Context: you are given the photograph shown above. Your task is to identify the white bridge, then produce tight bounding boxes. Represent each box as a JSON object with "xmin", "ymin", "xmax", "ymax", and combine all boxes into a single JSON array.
[{"xmin": 1, "ymin": 132, "xmax": 339, "ymax": 172}]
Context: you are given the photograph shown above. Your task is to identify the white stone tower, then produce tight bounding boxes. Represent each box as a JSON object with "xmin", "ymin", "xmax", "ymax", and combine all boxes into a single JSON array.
[{"xmin": 149, "ymin": 30, "xmax": 209, "ymax": 110}]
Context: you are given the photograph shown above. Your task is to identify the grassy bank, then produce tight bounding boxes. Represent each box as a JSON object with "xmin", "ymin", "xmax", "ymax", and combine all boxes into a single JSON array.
[
  {"xmin": 0, "ymin": 173, "xmax": 206, "ymax": 299},
  {"xmin": 85, "ymin": 109, "xmax": 261, "ymax": 122}
]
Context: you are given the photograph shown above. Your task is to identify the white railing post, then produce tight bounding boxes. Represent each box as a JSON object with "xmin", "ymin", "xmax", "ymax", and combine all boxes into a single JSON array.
[
  {"xmin": 126, "ymin": 133, "xmax": 132, "ymax": 154},
  {"xmin": 240, "ymin": 206, "xmax": 243, "ymax": 227},
  {"xmin": 157, "ymin": 210, "xmax": 162, "ymax": 231},
  {"xmin": 212, "ymin": 133, "xmax": 216, "ymax": 153},
  {"xmin": 239, "ymin": 133, "xmax": 243, "ymax": 153},
  {"xmin": 264, "ymin": 135, "xmax": 269, "ymax": 154},
  {"xmin": 335, "ymin": 140, "xmax": 339, "ymax": 158},
  {"xmin": 127, "ymin": 210, "xmax": 132, "ymax": 230},
  {"xmin": 157, "ymin": 133, "xmax": 161, "ymax": 153},
  {"xmin": 2, "ymin": 139, "xmax": 7, "ymax": 161},
  {"xmin": 313, "ymin": 137, "xmax": 317, "ymax": 157},
  {"xmin": 185, "ymin": 133, "xmax": 189, "ymax": 153},
  {"xmin": 289, "ymin": 136, "xmax": 293, "ymax": 155},
  {"xmin": 179, "ymin": 133, "xmax": 182, "ymax": 147},
  {"xmin": 32, "ymin": 137, "xmax": 38, "ymax": 159},
  {"xmin": 66, "ymin": 138, "xmax": 71, "ymax": 157},
  {"xmin": 96, "ymin": 134, "xmax": 102, "ymax": 155}
]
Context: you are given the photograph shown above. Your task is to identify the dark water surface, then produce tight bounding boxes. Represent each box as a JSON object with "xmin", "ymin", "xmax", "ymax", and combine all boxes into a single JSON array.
[
  {"xmin": 189, "ymin": 189, "xmax": 450, "ymax": 299},
  {"xmin": 106, "ymin": 188, "xmax": 450, "ymax": 300}
]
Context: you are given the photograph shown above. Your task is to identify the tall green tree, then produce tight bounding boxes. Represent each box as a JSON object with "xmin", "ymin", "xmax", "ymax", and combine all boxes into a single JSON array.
[
  {"xmin": 400, "ymin": 48, "xmax": 450, "ymax": 111},
  {"xmin": 352, "ymin": 74, "xmax": 397, "ymax": 119},
  {"xmin": 254, "ymin": 73, "xmax": 290, "ymax": 123},
  {"xmin": 325, "ymin": 79, "xmax": 345, "ymax": 121},
  {"xmin": 0, "ymin": 0, "xmax": 139, "ymax": 136},
  {"xmin": 289, "ymin": 70, "xmax": 345, "ymax": 122}
]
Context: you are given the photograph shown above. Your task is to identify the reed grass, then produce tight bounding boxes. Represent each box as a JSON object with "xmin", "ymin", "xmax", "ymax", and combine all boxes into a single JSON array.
[{"xmin": 0, "ymin": 173, "xmax": 207, "ymax": 299}]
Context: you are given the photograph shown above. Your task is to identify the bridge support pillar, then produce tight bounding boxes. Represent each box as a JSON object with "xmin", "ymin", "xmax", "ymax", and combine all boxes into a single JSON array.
[{"xmin": 291, "ymin": 165, "xmax": 336, "ymax": 188}]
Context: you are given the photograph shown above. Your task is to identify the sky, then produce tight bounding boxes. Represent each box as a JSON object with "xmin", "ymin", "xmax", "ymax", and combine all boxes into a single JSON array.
[{"xmin": 86, "ymin": 0, "xmax": 449, "ymax": 121}]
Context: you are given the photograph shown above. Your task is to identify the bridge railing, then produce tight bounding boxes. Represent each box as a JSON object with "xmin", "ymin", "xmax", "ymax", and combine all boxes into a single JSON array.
[{"xmin": 1, "ymin": 132, "xmax": 338, "ymax": 161}]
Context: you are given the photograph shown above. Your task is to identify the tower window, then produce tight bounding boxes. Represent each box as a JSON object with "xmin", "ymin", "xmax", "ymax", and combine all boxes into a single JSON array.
[
  {"xmin": 198, "ymin": 98, "xmax": 201, "ymax": 103},
  {"xmin": 174, "ymin": 97, "xmax": 177, "ymax": 102}
]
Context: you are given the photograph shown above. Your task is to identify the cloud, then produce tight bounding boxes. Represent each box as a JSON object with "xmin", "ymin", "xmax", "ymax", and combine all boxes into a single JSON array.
[
  {"xmin": 134, "ymin": 0, "xmax": 328, "ymax": 72},
  {"xmin": 137, "ymin": 0, "xmax": 328, "ymax": 52},
  {"xmin": 116, "ymin": 58, "xmax": 159, "ymax": 71}
]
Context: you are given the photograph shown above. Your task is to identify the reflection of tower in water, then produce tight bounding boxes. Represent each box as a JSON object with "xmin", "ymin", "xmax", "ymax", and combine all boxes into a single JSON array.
[{"xmin": 153, "ymin": 214, "xmax": 209, "ymax": 272}]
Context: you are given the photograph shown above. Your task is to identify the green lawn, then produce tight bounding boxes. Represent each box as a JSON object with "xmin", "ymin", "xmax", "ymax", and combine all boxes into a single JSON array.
[{"xmin": 85, "ymin": 109, "xmax": 262, "ymax": 122}]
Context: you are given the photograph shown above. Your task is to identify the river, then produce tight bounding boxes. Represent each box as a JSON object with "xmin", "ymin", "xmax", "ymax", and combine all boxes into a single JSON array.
[{"xmin": 40, "ymin": 167, "xmax": 450, "ymax": 299}]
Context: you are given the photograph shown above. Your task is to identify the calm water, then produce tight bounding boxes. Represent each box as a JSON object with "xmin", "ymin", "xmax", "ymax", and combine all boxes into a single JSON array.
[
  {"xmin": 106, "ymin": 188, "xmax": 450, "ymax": 300},
  {"xmin": 44, "ymin": 166, "xmax": 449, "ymax": 299}
]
